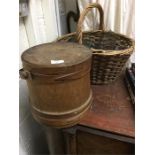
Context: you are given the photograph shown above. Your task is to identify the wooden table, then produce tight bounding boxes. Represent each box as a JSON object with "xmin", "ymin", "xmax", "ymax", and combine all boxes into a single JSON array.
[{"xmin": 63, "ymin": 76, "xmax": 135, "ymax": 155}]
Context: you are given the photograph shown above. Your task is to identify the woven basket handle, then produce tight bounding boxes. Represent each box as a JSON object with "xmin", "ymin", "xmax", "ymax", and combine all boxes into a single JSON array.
[{"xmin": 76, "ymin": 3, "xmax": 104, "ymax": 44}]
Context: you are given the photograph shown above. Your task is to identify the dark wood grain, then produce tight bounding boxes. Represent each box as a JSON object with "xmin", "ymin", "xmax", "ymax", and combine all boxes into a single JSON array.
[
  {"xmin": 80, "ymin": 76, "xmax": 135, "ymax": 137},
  {"xmin": 63, "ymin": 131, "xmax": 77, "ymax": 154},
  {"xmin": 77, "ymin": 130, "xmax": 134, "ymax": 155}
]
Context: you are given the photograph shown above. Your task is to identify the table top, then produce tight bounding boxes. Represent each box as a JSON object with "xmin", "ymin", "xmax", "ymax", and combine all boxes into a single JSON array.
[{"xmin": 79, "ymin": 76, "xmax": 135, "ymax": 138}]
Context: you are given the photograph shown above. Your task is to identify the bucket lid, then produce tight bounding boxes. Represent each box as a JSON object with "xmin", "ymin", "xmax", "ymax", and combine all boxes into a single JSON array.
[{"xmin": 21, "ymin": 42, "xmax": 92, "ymax": 68}]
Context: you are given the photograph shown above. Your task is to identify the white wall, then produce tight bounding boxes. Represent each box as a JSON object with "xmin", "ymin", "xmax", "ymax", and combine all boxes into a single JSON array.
[{"xmin": 19, "ymin": 0, "xmax": 59, "ymax": 67}]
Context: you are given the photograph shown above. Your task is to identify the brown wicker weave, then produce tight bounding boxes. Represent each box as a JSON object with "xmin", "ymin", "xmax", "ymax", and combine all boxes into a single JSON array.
[{"xmin": 57, "ymin": 3, "xmax": 134, "ymax": 84}]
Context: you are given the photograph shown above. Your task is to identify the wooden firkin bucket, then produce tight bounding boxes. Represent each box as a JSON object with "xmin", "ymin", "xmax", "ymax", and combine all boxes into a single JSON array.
[{"xmin": 20, "ymin": 42, "xmax": 92, "ymax": 128}]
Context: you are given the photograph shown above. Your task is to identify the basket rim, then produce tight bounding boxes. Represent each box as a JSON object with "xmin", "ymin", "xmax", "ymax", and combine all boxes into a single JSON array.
[{"xmin": 57, "ymin": 30, "xmax": 135, "ymax": 56}]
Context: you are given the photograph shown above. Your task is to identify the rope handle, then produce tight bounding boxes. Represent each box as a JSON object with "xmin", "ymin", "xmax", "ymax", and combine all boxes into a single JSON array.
[{"xmin": 76, "ymin": 3, "xmax": 104, "ymax": 44}]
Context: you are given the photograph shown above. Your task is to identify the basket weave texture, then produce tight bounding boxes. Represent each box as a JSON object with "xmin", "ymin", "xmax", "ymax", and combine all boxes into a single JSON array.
[{"xmin": 57, "ymin": 3, "xmax": 134, "ymax": 84}]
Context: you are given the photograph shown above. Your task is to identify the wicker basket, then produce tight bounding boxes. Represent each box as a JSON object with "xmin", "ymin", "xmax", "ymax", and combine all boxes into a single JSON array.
[{"xmin": 57, "ymin": 3, "xmax": 134, "ymax": 84}]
